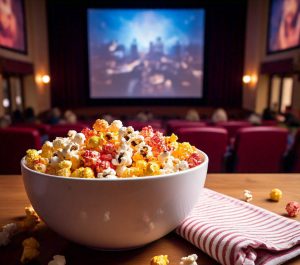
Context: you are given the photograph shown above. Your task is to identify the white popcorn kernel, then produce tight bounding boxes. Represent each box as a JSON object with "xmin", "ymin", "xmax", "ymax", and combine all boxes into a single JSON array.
[
  {"xmin": 180, "ymin": 254, "xmax": 198, "ymax": 265},
  {"xmin": 109, "ymin": 120, "xmax": 123, "ymax": 131},
  {"xmin": 177, "ymin": 160, "xmax": 189, "ymax": 171},
  {"xmin": 73, "ymin": 133, "xmax": 85, "ymax": 145},
  {"xmin": 112, "ymin": 151, "xmax": 132, "ymax": 166},
  {"xmin": 243, "ymin": 190, "xmax": 253, "ymax": 202},
  {"xmin": 67, "ymin": 130, "xmax": 77, "ymax": 139},
  {"xmin": 158, "ymin": 151, "xmax": 170, "ymax": 163},
  {"xmin": 53, "ymin": 137, "xmax": 69, "ymax": 150},
  {"xmin": 0, "ymin": 223, "xmax": 18, "ymax": 246},
  {"xmin": 97, "ymin": 168, "xmax": 117, "ymax": 179},
  {"xmin": 48, "ymin": 255, "xmax": 66, "ymax": 265}
]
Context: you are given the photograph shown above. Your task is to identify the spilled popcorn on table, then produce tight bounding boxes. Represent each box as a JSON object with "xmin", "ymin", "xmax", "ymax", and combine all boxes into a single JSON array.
[{"xmin": 25, "ymin": 119, "xmax": 205, "ymax": 178}]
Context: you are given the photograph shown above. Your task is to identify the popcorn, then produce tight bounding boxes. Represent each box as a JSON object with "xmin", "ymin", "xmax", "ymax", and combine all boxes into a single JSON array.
[
  {"xmin": 150, "ymin": 255, "xmax": 169, "ymax": 265},
  {"xmin": 97, "ymin": 168, "xmax": 117, "ymax": 179},
  {"xmin": 243, "ymin": 190, "xmax": 253, "ymax": 202},
  {"xmin": 286, "ymin": 201, "xmax": 300, "ymax": 217},
  {"xmin": 48, "ymin": 255, "xmax": 66, "ymax": 265},
  {"xmin": 71, "ymin": 167, "xmax": 95, "ymax": 178},
  {"xmin": 25, "ymin": 119, "xmax": 205, "ymax": 178},
  {"xmin": 109, "ymin": 120, "xmax": 123, "ymax": 132},
  {"xmin": 20, "ymin": 237, "xmax": 40, "ymax": 264},
  {"xmin": 180, "ymin": 254, "xmax": 198, "ymax": 265},
  {"xmin": 20, "ymin": 206, "xmax": 40, "ymax": 231},
  {"xmin": 93, "ymin": 119, "xmax": 109, "ymax": 132},
  {"xmin": 269, "ymin": 188, "xmax": 282, "ymax": 202},
  {"xmin": 0, "ymin": 222, "xmax": 18, "ymax": 246}
]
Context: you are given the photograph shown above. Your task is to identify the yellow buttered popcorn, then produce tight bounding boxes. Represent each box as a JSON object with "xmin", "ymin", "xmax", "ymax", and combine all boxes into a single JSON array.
[
  {"xmin": 172, "ymin": 142, "xmax": 195, "ymax": 160},
  {"xmin": 40, "ymin": 141, "xmax": 54, "ymax": 158},
  {"xmin": 146, "ymin": 161, "xmax": 161, "ymax": 176},
  {"xmin": 270, "ymin": 188, "xmax": 282, "ymax": 202},
  {"xmin": 56, "ymin": 160, "xmax": 72, "ymax": 177},
  {"xmin": 150, "ymin": 255, "xmax": 169, "ymax": 265},
  {"xmin": 71, "ymin": 167, "xmax": 95, "ymax": 178},
  {"xmin": 25, "ymin": 149, "xmax": 40, "ymax": 168},
  {"xmin": 20, "ymin": 237, "xmax": 40, "ymax": 264}
]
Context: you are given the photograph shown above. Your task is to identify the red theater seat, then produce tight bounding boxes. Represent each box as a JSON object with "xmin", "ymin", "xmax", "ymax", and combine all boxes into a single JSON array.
[
  {"xmin": 0, "ymin": 128, "xmax": 41, "ymax": 174},
  {"xmin": 166, "ymin": 120, "xmax": 206, "ymax": 134},
  {"xmin": 11, "ymin": 123, "xmax": 51, "ymax": 135},
  {"xmin": 48, "ymin": 123, "xmax": 87, "ymax": 141},
  {"xmin": 233, "ymin": 127, "xmax": 288, "ymax": 173},
  {"xmin": 177, "ymin": 127, "xmax": 228, "ymax": 173},
  {"xmin": 216, "ymin": 121, "xmax": 252, "ymax": 143}
]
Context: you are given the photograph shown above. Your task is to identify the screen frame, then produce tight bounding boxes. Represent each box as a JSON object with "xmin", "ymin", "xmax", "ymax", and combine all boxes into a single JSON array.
[
  {"xmin": 0, "ymin": 0, "xmax": 28, "ymax": 54},
  {"xmin": 267, "ymin": 0, "xmax": 300, "ymax": 55},
  {"xmin": 85, "ymin": 2, "xmax": 207, "ymax": 106}
]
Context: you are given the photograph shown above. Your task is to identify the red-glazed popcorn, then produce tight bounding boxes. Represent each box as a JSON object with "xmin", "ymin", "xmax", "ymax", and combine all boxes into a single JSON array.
[
  {"xmin": 140, "ymin": 126, "xmax": 154, "ymax": 140},
  {"xmin": 82, "ymin": 150, "xmax": 100, "ymax": 168},
  {"xmin": 187, "ymin": 152, "xmax": 205, "ymax": 168},
  {"xmin": 286, "ymin": 201, "xmax": 300, "ymax": 217},
  {"xmin": 148, "ymin": 131, "xmax": 167, "ymax": 155},
  {"xmin": 81, "ymin": 128, "xmax": 97, "ymax": 139}
]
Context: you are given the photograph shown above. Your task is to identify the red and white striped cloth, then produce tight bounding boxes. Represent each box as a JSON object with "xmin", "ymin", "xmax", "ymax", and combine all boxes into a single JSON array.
[{"xmin": 177, "ymin": 189, "xmax": 300, "ymax": 265}]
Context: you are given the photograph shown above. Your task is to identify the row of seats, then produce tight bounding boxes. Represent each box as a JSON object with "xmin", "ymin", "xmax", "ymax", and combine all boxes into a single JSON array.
[
  {"xmin": 1, "ymin": 121, "xmax": 299, "ymax": 174},
  {"xmin": 176, "ymin": 126, "xmax": 293, "ymax": 173}
]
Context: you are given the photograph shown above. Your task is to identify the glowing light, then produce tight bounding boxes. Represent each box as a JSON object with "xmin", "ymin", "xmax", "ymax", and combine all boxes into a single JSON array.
[
  {"xmin": 2, "ymin": 98, "xmax": 10, "ymax": 108},
  {"xmin": 243, "ymin": 75, "xmax": 251, "ymax": 84},
  {"xmin": 41, "ymin": 75, "xmax": 50, "ymax": 84}
]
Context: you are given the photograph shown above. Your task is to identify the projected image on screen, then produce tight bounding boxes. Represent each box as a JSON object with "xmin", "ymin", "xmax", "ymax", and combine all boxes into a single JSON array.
[{"xmin": 88, "ymin": 9, "xmax": 205, "ymax": 99}]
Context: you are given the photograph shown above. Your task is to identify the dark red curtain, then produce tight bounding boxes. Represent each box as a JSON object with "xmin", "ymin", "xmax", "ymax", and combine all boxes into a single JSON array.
[{"xmin": 47, "ymin": 0, "xmax": 246, "ymax": 108}]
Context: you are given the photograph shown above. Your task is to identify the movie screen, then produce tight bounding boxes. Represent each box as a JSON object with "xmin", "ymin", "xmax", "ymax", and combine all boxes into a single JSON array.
[
  {"xmin": 268, "ymin": 0, "xmax": 300, "ymax": 53},
  {"xmin": 88, "ymin": 9, "xmax": 205, "ymax": 99}
]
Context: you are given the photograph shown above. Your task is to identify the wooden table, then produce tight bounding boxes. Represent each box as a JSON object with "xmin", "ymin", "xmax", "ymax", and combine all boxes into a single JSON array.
[{"xmin": 0, "ymin": 174, "xmax": 299, "ymax": 265}]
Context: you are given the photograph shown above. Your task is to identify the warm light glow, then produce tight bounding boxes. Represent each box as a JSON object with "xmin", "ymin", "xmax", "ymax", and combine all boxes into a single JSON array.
[
  {"xmin": 36, "ymin": 74, "xmax": 50, "ymax": 85},
  {"xmin": 41, "ymin": 75, "xmax": 50, "ymax": 84},
  {"xmin": 243, "ymin": 75, "xmax": 251, "ymax": 84}
]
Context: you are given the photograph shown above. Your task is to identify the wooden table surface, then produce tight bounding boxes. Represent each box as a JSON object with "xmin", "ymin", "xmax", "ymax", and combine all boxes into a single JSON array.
[{"xmin": 0, "ymin": 174, "xmax": 299, "ymax": 265}]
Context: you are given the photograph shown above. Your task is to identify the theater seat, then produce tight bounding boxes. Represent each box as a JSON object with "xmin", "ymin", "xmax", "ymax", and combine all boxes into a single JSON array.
[
  {"xmin": 166, "ymin": 120, "xmax": 206, "ymax": 134},
  {"xmin": 0, "ymin": 128, "xmax": 41, "ymax": 174},
  {"xmin": 177, "ymin": 127, "xmax": 228, "ymax": 173},
  {"xmin": 233, "ymin": 127, "xmax": 288, "ymax": 173},
  {"xmin": 48, "ymin": 123, "xmax": 87, "ymax": 141},
  {"xmin": 216, "ymin": 121, "xmax": 252, "ymax": 143},
  {"xmin": 11, "ymin": 123, "xmax": 51, "ymax": 135}
]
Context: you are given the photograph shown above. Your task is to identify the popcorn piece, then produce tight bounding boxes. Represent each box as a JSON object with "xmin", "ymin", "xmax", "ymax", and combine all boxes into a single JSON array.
[
  {"xmin": 20, "ymin": 206, "xmax": 40, "ymax": 231},
  {"xmin": 20, "ymin": 237, "xmax": 40, "ymax": 264},
  {"xmin": 71, "ymin": 167, "xmax": 95, "ymax": 178},
  {"xmin": 56, "ymin": 160, "xmax": 72, "ymax": 177},
  {"xmin": 150, "ymin": 255, "xmax": 169, "ymax": 265},
  {"xmin": 41, "ymin": 141, "xmax": 54, "ymax": 158},
  {"xmin": 48, "ymin": 255, "xmax": 66, "ymax": 265},
  {"xmin": 109, "ymin": 120, "xmax": 123, "ymax": 132},
  {"xmin": 25, "ymin": 149, "xmax": 40, "ymax": 168},
  {"xmin": 67, "ymin": 130, "xmax": 77, "ymax": 138},
  {"xmin": 0, "ymin": 222, "xmax": 18, "ymax": 246},
  {"xmin": 93, "ymin": 119, "xmax": 109, "ymax": 132},
  {"xmin": 172, "ymin": 142, "xmax": 195, "ymax": 160},
  {"xmin": 187, "ymin": 152, "xmax": 205, "ymax": 168},
  {"xmin": 87, "ymin": 135, "xmax": 103, "ymax": 149},
  {"xmin": 73, "ymin": 132, "xmax": 86, "ymax": 145},
  {"xmin": 243, "ymin": 190, "xmax": 253, "ymax": 202},
  {"xmin": 269, "ymin": 188, "xmax": 282, "ymax": 202},
  {"xmin": 180, "ymin": 254, "xmax": 198, "ymax": 265},
  {"xmin": 146, "ymin": 161, "xmax": 160, "ymax": 176},
  {"xmin": 97, "ymin": 168, "xmax": 117, "ymax": 179},
  {"xmin": 286, "ymin": 201, "xmax": 300, "ymax": 217}
]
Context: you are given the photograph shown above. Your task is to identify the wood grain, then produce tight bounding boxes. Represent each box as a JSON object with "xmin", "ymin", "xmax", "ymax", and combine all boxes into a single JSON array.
[{"xmin": 0, "ymin": 174, "xmax": 299, "ymax": 265}]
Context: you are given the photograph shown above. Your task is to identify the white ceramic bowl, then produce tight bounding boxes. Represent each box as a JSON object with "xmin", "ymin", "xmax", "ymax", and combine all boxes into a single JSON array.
[{"xmin": 21, "ymin": 152, "xmax": 208, "ymax": 249}]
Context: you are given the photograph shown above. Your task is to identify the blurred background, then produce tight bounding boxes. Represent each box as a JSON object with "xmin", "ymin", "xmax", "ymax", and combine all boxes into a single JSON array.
[{"xmin": 0, "ymin": 0, "xmax": 300, "ymax": 174}]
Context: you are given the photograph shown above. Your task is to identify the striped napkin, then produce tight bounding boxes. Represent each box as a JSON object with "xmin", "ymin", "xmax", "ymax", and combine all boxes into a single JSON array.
[{"xmin": 177, "ymin": 189, "xmax": 300, "ymax": 265}]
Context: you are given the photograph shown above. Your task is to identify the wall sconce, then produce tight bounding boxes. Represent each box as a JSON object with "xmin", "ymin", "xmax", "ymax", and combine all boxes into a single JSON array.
[
  {"xmin": 242, "ymin": 74, "xmax": 257, "ymax": 86},
  {"xmin": 36, "ymin": 74, "xmax": 50, "ymax": 85}
]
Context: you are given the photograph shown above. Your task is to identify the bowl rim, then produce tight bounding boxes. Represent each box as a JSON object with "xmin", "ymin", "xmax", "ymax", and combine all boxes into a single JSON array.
[{"xmin": 21, "ymin": 151, "xmax": 208, "ymax": 182}]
